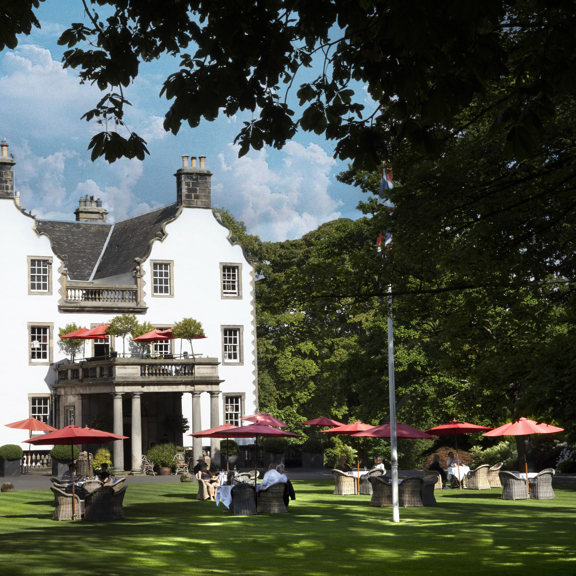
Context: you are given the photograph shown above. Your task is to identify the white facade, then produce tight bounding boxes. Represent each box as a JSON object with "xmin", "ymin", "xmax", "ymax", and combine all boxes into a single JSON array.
[{"xmin": 0, "ymin": 145, "xmax": 257, "ymax": 470}]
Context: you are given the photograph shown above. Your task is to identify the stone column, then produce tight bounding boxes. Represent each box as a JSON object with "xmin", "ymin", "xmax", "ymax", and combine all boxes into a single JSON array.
[
  {"xmin": 191, "ymin": 391, "xmax": 202, "ymax": 462},
  {"xmin": 112, "ymin": 392, "xmax": 125, "ymax": 472},
  {"xmin": 209, "ymin": 391, "xmax": 221, "ymax": 468},
  {"xmin": 131, "ymin": 392, "xmax": 142, "ymax": 473}
]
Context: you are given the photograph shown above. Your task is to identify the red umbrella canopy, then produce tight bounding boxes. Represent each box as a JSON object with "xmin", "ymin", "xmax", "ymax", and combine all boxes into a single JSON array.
[
  {"xmin": 302, "ymin": 417, "xmax": 344, "ymax": 427},
  {"xmin": 5, "ymin": 418, "xmax": 56, "ymax": 432},
  {"xmin": 483, "ymin": 417, "xmax": 564, "ymax": 437},
  {"xmin": 321, "ymin": 421, "xmax": 373, "ymax": 435},
  {"xmin": 224, "ymin": 423, "xmax": 300, "ymax": 438},
  {"xmin": 188, "ymin": 423, "xmax": 237, "ymax": 437},
  {"xmin": 23, "ymin": 424, "xmax": 128, "ymax": 446},
  {"xmin": 242, "ymin": 413, "xmax": 288, "ymax": 428},
  {"xmin": 82, "ymin": 324, "xmax": 110, "ymax": 339},
  {"xmin": 133, "ymin": 328, "xmax": 174, "ymax": 343},
  {"xmin": 352, "ymin": 422, "xmax": 437, "ymax": 440},
  {"xmin": 60, "ymin": 327, "xmax": 90, "ymax": 340},
  {"xmin": 426, "ymin": 419, "xmax": 492, "ymax": 435}
]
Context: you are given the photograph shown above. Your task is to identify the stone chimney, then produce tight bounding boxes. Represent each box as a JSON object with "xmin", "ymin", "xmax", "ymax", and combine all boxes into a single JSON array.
[
  {"xmin": 0, "ymin": 139, "xmax": 15, "ymax": 200},
  {"xmin": 74, "ymin": 195, "xmax": 108, "ymax": 222},
  {"xmin": 176, "ymin": 155, "xmax": 212, "ymax": 208}
]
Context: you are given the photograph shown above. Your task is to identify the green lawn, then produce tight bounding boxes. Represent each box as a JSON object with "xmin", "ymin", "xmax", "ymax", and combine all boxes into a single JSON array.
[{"xmin": 1, "ymin": 480, "xmax": 575, "ymax": 576}]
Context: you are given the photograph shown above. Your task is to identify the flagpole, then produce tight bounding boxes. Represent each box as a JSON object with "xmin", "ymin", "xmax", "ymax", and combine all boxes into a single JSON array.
[{"xmin": 387, "ymin": 285, "xmax": 400, "ymax": 523}]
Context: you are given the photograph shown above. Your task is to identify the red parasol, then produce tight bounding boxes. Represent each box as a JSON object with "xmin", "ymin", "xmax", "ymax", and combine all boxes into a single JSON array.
[
  {"xmin": 6, "ymin": 418, "xmax": 57, "ymax": 472},
  {"xmin": 483, "ymin": 417, "xmax": 564, "ymax": 496},
  {"xmin": 25, "ymin": 424, "xmax": 128, "ymax": 519},
  {"xmin": 352, "ymin": 422, "xmax": 437, "ymax": 440},
  {"xmin": 82, "ymin": 324, "xmax": 110, "ymax": 339},
  {"xmin": 242, "ymin": 413, "xmax": 288, "ymax": 428},
  {"xmin": 302, "ymin": 417, "xmax": 344, "ymax": 427},
  {"xmin": 60, "ymin": 328, "xmax": 90, "ymax": 339},
  {"xmin": 426, "ymin": 419, "xmax": 492, "ymax": 487},
  {"xmin": 5, "ymin": 418, "xmax": 56, "ymax": 432},
  {"xmin": 133, "ymin": 328, "xmax": 174, "ymax": 343}
]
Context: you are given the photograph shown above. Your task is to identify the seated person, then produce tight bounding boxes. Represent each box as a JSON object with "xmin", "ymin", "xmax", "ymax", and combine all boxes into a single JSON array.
[
  {"xmin": 98, "ymin": 462, "xmax": 112, "ymax": 483},
  {"xmin": 197, "ymin": 462, "xmax": 217, "ymax": 500},
  {"xmin": 372, "ymin": 456, "xmax": 386, "ymax": 472},
  {"xmin": 192, "ymin": 458, "xmax": 205, "ymax": 475},
  {"xmin": 428, "ymin": 454, "xmax": 448, "ymax": 486},
  {"xmin": 61, "ymin": 463, "xmax": 78, "ymax": 483},
  {"xmin": 257, "ymin": 463, "xmax": 288, "ymax": 492},
  {"xmin": 335, "ymin": 455, "xmax": 352, "ymax": 473},
  {"xmin": 276, "ymin": 464, "xmax": 296, "ymax": 507},
  {"xmin": 446, "ymin": 451, "xmax": 461, "ymax": 467}
]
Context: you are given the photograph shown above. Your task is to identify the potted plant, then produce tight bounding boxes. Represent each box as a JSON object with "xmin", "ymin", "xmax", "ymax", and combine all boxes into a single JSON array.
[
  {"xmin": 50, "ymin": 445, "xmax": 80, "ymax": 477},
  {"xmin": 0, "ymin": 444, "xmax": 23, "ymax": 477},
  {"xmin": 146, "ymin": 443, "xmax": 181, "ymax": 475}
]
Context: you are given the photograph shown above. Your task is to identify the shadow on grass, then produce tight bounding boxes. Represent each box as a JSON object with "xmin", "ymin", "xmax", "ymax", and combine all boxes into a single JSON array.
[{"xmin": 0, "ymin": 482, "xmax": 575, "ymax": 576}]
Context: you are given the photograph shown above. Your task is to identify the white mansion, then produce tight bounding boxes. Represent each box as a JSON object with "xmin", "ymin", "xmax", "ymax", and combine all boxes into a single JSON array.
[{"xmin": 0, "ymin": 141, "xmax": 258, "ymax": 471}]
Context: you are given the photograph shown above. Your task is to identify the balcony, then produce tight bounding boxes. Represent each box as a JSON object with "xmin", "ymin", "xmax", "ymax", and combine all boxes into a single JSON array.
[
  {"xmin": 58, "ymin": 281, "xmax": 147, "ymax": 313},
  {"xmin": 55, "ymin": 356, "xmax": 222, "ymax": 394}
]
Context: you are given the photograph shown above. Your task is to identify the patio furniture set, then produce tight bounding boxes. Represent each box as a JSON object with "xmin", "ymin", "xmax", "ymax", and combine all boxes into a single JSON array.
[
  {"xmin": 50, "ymin": 476, "xmax": 127, "ymax": 521},
  {"xmin": 331, "ymin": 463, "xmax": 556, "ymax": 506}
]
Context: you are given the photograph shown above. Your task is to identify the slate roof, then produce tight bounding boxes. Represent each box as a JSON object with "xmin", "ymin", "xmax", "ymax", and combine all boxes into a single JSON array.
[{"xmin": 36, "ymin": 203, "xmax": 181, "ymax": 282}]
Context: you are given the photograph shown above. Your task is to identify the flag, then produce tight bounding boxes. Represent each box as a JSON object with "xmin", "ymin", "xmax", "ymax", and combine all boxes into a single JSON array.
[
  {"xmin": 377, "ymin": 230, "xmax": 393, "ymax": 257},
  {"xmin": 379, "ymin": 161, "xmax": 394, "ymax": 196}
]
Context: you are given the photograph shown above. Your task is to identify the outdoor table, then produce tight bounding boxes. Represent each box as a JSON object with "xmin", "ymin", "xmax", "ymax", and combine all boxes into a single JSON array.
[
  {"xmin": 216, "ymin": 485, "xmax": 233, "ymax": 509},
  {"xmin": 447, "ymin": 465, "xmax": 470, "ymax": 481},
  {"xmin": 513, "ymin": 472, "xmax": 538, "ymax": 480}
]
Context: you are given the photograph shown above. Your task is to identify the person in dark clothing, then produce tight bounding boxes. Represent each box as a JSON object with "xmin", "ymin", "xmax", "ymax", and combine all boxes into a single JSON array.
[
  {"xmin": 429, "ymin": 454, "xmax": 448, "ymax": 486},
  {"xmin": 192, "ymin": 458, "xmax": 205, "ymax": 474}
]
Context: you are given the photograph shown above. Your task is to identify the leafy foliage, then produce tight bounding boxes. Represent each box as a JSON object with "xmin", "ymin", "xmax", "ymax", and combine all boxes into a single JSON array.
[
  {"xmin": 146, "ymin": 443, "xmax": 182, "ymax": 468},
  {"xmin": 50, "ymin": 444, "xmax": 79, "ymax": 463},
  {"xmin": 6, "ymin": 1, "xmax": 575, "ymax": 169},
  {"xmin": 107, "ymin": 314, "xmax": 139, "ymax": 355},
  {"xmin": 172, "ymin": 317, "xmax": 205, "ymax": 356},
  {"xmin": 0, "ymin": 444, "xmax": 23, "ymax": 461},
  {"xmin": 58, "ymin": 322, "xmax": 85, "ymax": 361}
]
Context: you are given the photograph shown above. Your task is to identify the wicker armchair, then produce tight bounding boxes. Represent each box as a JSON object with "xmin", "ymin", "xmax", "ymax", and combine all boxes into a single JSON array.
[
  {"xmin": 499, "ymin": 471, "xmax": 529, "ymax": 500},
  {"xmin": 257, "ymin": 482, "xmax": 288, "ymax": 514},
  {"xmin": 466, "ymin": 464, "xmax": 492, "ymax": 490},
  {"xmin": 195, "ymin": 471, "xmax": 212, "ymax": 500},
  {"xmin": 332, "ymin": 469, "xmax": 357, "ymax": 495},
  {"xmin": 82, "ymin": 479, "xmax": 104, "ymax": 495},
  {"xmin": 529, "ymin": 468, "xmax": 555, "ymax": 500},
  {"xmin": 399, "ymin": 478, "xmax": 424, "ymax": 507},
  {"xmin": 84, "ymin": 486, "xmax": 115, "ymax": 522},
  {"xmin": 173, "ymin": 453, "xmax": 189, "ymax": 475},
  {"xmin": 230, "ymin": 483, "xmax": 257, "ymax": 515},
  {"xmin": 423, "ymin": 470, "xmax": 443, "ymax": 490},
  {"xmin": 50, "ymin": 486, "xmax": 85, "ymax": 521},
  {"xmin": 359, "ymin": 468, "xmax": 385, "ymax": 495},
  {"xmin": 421, "ymin": 473, "xmax": 438, "ymax": 506},
  {"xmin": 488, "ymin": 462, "xmax": 503, "ymax": 488},
  {"xmin": 369, "ymin": 476, "xmax": 392, "ymax": 506},
  {"xmin": 111, "ymin": 486, "xmax": 127, "ymax": 519}
]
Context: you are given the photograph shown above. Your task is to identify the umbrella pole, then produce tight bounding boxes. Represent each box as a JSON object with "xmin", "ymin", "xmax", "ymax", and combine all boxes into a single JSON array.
[{"xmin": 455, "ymin": 436, "xmax": 462, "ymax": 488}]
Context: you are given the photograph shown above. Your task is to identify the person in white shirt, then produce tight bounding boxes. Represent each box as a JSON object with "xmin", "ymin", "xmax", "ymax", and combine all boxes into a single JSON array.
[
  {"xmin": 257, "ymin": 463, "xmax": 288, "ymax": 492},
  {"xmin": 372, "ymin": 456, "xmax": 386, "ymax": 472}
]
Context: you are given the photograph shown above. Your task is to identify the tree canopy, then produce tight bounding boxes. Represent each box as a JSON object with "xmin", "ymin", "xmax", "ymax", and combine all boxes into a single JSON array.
[{"xmin": 5, "ymin": 1, "xmax": 576, "ymax": 168}]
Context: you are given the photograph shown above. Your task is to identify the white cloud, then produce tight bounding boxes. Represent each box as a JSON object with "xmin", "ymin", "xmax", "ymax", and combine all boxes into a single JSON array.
[{"xmin": 214, "ymin": 142, "xmax": 342, "ymax": 241}]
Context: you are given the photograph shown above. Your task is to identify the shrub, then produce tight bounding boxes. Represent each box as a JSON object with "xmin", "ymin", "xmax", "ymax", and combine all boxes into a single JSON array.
[
  {"xmin": 0, "ymin": 444, "xmax": 24, "ymax": 461},
  {"xmin": 50, "ymin": 445, "xmax": 79, "ymax": 463},
  {"xmin": 556, "ymin": 444, "xmax": 576, "ymax": 473},
  {"xmin": 324, "ymin": 439, "xmax": 356, "ymax": 469},
  {"xmin": 220, "ymin": 440, "xmax": 239, "ymax": 456},
  {"xmin": 469, "ymin": 440, "xmax": 517, "ymax": 468},
  {"xmin": 146, "ymin": 443, "xmax": 181, "ymax": 468},
  {"xmin": 93, "ymin": 448, "xmax": 113, "ymax": 474}
]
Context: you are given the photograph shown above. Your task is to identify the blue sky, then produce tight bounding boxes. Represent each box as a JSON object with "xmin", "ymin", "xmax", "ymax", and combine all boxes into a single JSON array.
[{"xmin": 0, "ymin": 2, "xmax": 369, "ymax": 241}]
